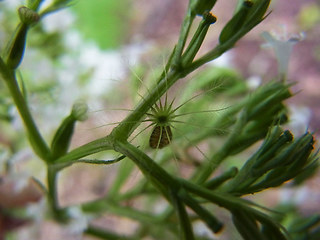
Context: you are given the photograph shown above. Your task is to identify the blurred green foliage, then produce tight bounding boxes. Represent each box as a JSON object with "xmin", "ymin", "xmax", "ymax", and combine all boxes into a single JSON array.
[{"xmin": 70, "ymin": 0, "xmax": 129, "ymax": 49}]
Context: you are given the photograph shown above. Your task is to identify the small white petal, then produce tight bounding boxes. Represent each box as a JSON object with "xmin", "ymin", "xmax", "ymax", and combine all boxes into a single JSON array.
[{"xmin": 261, "ymin": 29, "xmax": 303, "ymax": 77}]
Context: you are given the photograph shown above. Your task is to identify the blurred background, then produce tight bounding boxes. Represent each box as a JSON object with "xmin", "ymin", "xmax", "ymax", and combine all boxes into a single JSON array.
[{"xmin": 0, "ymin": 0, "xmax": 319, "ymax": 239}]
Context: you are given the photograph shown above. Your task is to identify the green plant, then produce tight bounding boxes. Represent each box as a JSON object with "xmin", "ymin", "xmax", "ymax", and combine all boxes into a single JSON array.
[{"xmin": 0, "ymin": 0, "xmax": 319, "ymax": 239}]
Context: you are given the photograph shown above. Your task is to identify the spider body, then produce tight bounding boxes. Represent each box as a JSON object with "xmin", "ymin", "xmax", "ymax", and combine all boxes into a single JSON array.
[
  {"xmin": 149, "ymin": 125, "xmax": 172, "ymax": 149},
  {"xmin": 147, "ymin": 97, "xmax": 175, "ymax": 149}
]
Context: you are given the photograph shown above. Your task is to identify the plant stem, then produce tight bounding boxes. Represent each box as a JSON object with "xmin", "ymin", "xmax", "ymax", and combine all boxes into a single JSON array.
[
  {"xmin": 85, "ymin": 226, "xmax": 139, "ymax": 240},
  {"xmin": 173, "ymin": 9, "xmax": 195, "ymax": 67},
  {"xmin": 47, "ymin": 165, "xmax": 61, "ymax": 219},
  {"xmin": 114, "ymin": 140, "xmax": 179, "ymax": 201},
  {"xmin": 111, "ymin": 69, "xmax": 183, "ymax": 141},
  {"xmin": 54, "ymin": 136, "xmax": 114, "ymax": 164},
  {"xmin": 1, "ymin": 69, "xmax": 50, "ymax": 160}
]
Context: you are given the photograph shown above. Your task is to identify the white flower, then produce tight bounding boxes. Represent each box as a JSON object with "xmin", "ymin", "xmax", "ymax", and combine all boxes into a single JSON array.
[
  {"xmin": 6, "ymin": 149, "xmax": 34, "ymax": 192},
  {"xmin": 26, "ymin": 198, "xmax": 48, "ymax": 223},
  {"xmin": 64, "ymin": 206, "xmax": 92, "ymax": 236},
  {"xmin": 247, "ymin": 75, "xmax": 262, "ymax": 90},
  {"xmin": 287, "ymin": 104, "xmax": 311, "ymax": 136},
  {"xmin": 261, "ymin": 26, "xmax": 305, "ymax": 78}
]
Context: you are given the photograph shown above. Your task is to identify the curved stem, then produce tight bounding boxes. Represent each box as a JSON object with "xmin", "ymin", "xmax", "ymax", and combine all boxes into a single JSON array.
[
  {"xmin": 1, "ymin": 68, "xmax": 50, "ymax": 161},
  {"xmin": 55, "ymin": 135, "xmax": 114, "ymax": 164},
  {"xmin": 113, "ymin": 140, "xmax": 179, "ymax": 201}
]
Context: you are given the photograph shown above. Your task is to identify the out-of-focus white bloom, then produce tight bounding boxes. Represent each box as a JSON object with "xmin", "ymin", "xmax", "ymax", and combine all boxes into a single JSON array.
[
  {"xmin": 64, "ymin": 206, "xmax": 92, "ymax": 236},
  {"xmin": 247, "ymin": 75, "xmax": 262, "ymax": 90},
  {"xmin": 42, "ymin": 8, "xmax": 75, "ymax": 33},
  {"xmin": 193, "ymin": 221, "xmax": 216, "ymax": 239},
  {"xmin": 27, "ymin": 201, "xmax": 92, "ymax": 238},
  {"xmin": 60, "ymin": 40, "xmax": 151, "ymax": 99},
  {"xmin": 7, "ymin": 149, "xmax": 34, "ymax": 192},
  {"xmin": 287, "ymin": 104, "xmax": 311, "ymax": 136},
  {"xmin": 27, "ymin": 198, "xmax": 48, "ymax": 223},
  {"xmin": 261, "ymin": 26, "xmax": 305, "ymax": 78},
  {"xmin": 79, "ymin": 44, "xmax": 126, "ymax": 92},
  {"xmin": 280, "ymin": 185, "xmax": 318, "ymax": 207},
  {"xmin": 64, "ymin": 30, "xmax": 83, "ymax": 51},
  {"xmin": 209, "ymin": 51, "xmax": 233, "ymax": 68}
]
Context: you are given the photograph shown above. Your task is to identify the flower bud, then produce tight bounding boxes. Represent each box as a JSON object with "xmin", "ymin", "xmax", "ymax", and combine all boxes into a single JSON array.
[
  {"xmin": 51, "ymin": 102, "xmax": 88, "ymax": 160},
  {"xmin": 71, "ymin": 102, "xmax": 88, "ymax": 121},
  {"xmin": 219, "ymin": 1, "xmax": 253, "ymax": 44},
  {"xmin": 252, "ymin": 132, "xmax": 315, "ymax": 189},
  {"xmin": 252, "ymin": 130, "xmax": 293, "ymax": 171},
  {"xmin": 5, "ymin": 23, "xmax": 28, "ymax": 69},
  {"xmin": 245, "ymin": 82, "xmax": 292, "ymax": 121},
  {"xmin": 4, "ymin": 7, "xmax": 39, "ymax": 70},
  {"xmin": 244, "ymin": 0, "xmax": 271, "ymax": 26},
  {"xmin": 190, "ymin": 0, "xmax": 218, "ymax": 16},
  {"xmin": 18, "ymin": 6, "xmax": 40, "ymax": 25}
]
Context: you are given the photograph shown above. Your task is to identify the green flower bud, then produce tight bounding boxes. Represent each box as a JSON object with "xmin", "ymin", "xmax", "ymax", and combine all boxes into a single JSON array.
[
  {"xmin": 245, "ymin": 82, "xmax": 292, "ymax": 121},
  {"xmin": 18, "ymin": 6, "xmax": 40, "ymax": 25},
  {"xmin": 286, "ymin": 133, "xmax": 315, "ymax": 172},
  {"xmin": 71, "ymin": 102, "xmax": 88, "ymax": 121},
  {"xmin": 219, "ymin": 1, "xmax": 253, "ymax": 44},
  {"xmin": 190, "ymin": 0, "xmax": 218, "ymax": 16},
  {"xmin": 51, "ymin": 102, "xmax": 88, "ymax": 160},
  {"xmin": 252, "ymin": 132, "xmax": 315, "ymax": 189},
  {"xmin": 252, "ymin": 130, "xmax": 293, "ymax": 171},
  {"xmin": 5, "ymin": 23, "xmax": 28, "ymax": 69},
  {"xmin": 244, "ymin": 0, "xmax": 271, "ymax": 26},
  {"xmin": 218, "ymin": 0, "xmax": 271, "ymax": 45},
  {"xmin": 4, "ymin": 7, "xmax": 39, "ymax": 70},
  {"xmin": 51, "ymin": 115, "xmax": 75, "ymax": 159}
]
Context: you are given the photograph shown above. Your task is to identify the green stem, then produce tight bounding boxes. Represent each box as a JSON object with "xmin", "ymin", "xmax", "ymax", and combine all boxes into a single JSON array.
[
  {"xmin": 111, "ymin": 69, "xmax": 182, "ymax": 141},
  {"xmin": 47, "ymin": 165, "xmax": 69, "ymax": 222},
  {"xmin": 114, "ymin": 140, "xmax": 179, "ymax": 201},
  {"xmin": 85, "ymin": 226, "xmax": 139, "ymax": 240},
  {"xmin": 54, "ymin": 155, "xmax": 125, "ymax": 171},
  {"xmin": 55, "ymin": 136, "xmax": 114, "ymax": 164},
  {"xmin": 171, "ymin": 190, "xmax": 195, "ymax": 240},
  {"xmin": 173, "ymin": 9, "xmax": 195, "ymax": 67},
  {"xmin": 83, "ymin": 199, "xmax": 163, "ymax": 224},
  {"xmin": 47, "ymin": 166, "xmax": 62, "ymax": 219},
  {"xmin": 185, "ymin": 44, "xmax": 228, "ymax": 73},
  {"xmin": 1, "ymin": 69, "xmax": 50, "ymax": 160}
]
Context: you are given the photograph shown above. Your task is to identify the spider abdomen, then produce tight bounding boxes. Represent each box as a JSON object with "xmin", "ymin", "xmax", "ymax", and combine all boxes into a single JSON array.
[{"xmin": 149, "ymin": 125, "xmax": 172, "ymax": 149}]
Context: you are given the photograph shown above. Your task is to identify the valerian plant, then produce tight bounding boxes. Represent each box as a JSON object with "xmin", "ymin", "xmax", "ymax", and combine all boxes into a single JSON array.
[{"xmin": 0, "ymin": 0, "xmax": 319, "ymax": 239}]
